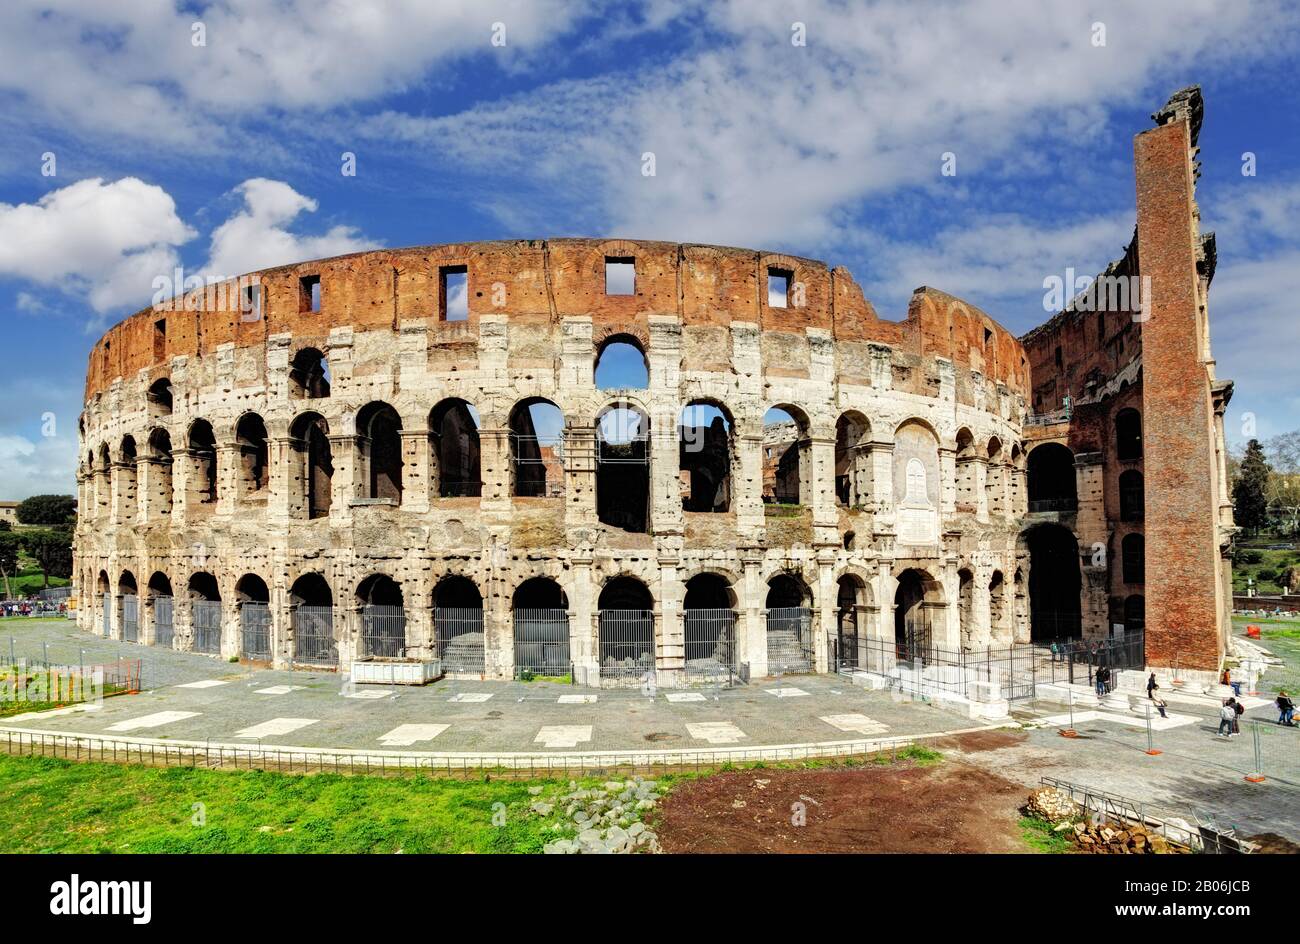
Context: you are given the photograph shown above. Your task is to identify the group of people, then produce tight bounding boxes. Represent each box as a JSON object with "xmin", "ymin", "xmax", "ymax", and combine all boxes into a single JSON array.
[{"xmin": 0, "ymin": 599, "xmax": 66, "ymax": 618}]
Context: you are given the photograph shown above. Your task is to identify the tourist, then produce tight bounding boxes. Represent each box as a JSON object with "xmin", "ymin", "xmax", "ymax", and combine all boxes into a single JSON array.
[
  {"xmin": 1153, "ymin": 695, "xmax": 1169, "ymax": 719},
  {"xmin": 1218, "ymin": 699, "xmax": 1237, "ymax": 738},
  {"xmin": 1232, "ymin": 697, "xmax": 1245, "ymax": 735},
  {"xmin": 1095, "ymin": 664, "xmax": 1107, "ymax": 697},
  {"xmin": 1221, "ymin": 666, "xmax": 1242, "ymax": 697},
  {"xmin": 1277, "ymin": 691, "xmax": 1295, "ymax": 726},
  {"xmin": 1050, "ymin": 641, "xmax": 1059, "ymax": 663},
  {"xmin": 1147, "ymin": 672, "xmax": 1159, "ymax": 699}
]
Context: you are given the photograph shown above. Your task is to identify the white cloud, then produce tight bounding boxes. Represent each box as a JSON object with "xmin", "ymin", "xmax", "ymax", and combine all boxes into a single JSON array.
[
  {"xmin": 0, "ymin": 433, "xmax": 77, "ymax": 499},
  {"xmin": 0, "ymin": 177, "xmax": 194, "ymax": 313},
  {"xmin": 202, "ymin": 178, "xmax": 380, "ymax": 279},
  {"xmin": 0, "ymin": 0, "xmax": 597, "ymax": 144}
]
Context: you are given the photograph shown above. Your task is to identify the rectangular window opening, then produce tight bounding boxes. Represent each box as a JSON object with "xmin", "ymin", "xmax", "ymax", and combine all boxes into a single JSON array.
[
  {"xmin": 153, "ymin": 319, "xmax": 166, "ymax": 359},
  {"xmin": 767, "ymin": 268, "xmax": 791, "ymax": 308},
  {"xmin": 300, "ymin": 275, "xmax": 321, "ymax": 313},
  {"xmin": 605, "ymin": 257, "xmax": 635, "ymax": 296},
  {"xmin": 1054, "ymin": 346, "xmax": 1063, "ymax": 369},
  {"xmin": 242, "ymin": 283, "xmax": 263, "ymax": 322},
  {"xmin": 440, "ymin": 266, "xmax": 469, "ymax": 321}
]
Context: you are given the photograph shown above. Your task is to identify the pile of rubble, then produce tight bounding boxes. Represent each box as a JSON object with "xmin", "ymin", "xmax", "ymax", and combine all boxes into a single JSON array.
[
  {"xmin": 1025, "ymin": 787, "xmax": 1079, "ymax": 825},
  {"xmin": 1024, "ymin": 787, "xmax": 1187, "ymax": 854},
  {"xmin": 534, "ymin": 777, "xmax": 667, "ymax": 854}
]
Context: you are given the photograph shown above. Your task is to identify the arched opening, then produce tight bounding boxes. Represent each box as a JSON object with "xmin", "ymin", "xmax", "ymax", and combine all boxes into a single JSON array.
[
  {"xmin": 147, "ymin": 377, "xmax": 173, "ymax": 416},
  {"xmin": 957, "ymin": 567, "xmax": 974, "ymax": 648},
  {"xmin": 835, "ymin": 574, "xmax": 867, "ymax": 670},
  {"xmin": 290, "ymin": 573, "xmax": 336, "ymax": 666},
  {"xmin": 357, "ymin": 574, "xmax": 406, "ymax": 659},
  {"xmin": 187, "ymin": 420, "xmax": 218, "ymax": 507},
  {"xmin": 118, "ymin": 570, "xmax": 139, "ymax": 643},
  {"xmin": 763, "ymin": 405, "xmax": 810, "ymax": 505},
  {"xmin": 118, "ymin": 436, "xmax": 138, "ymax": 521},
  {"xmin": 1025, "ymin": 524, "xmax": 1081, "ymax": 640},
  {"xmin": 433, "ymin": 576, "xmax": 484, "ymax": 673},
  {"xmin": 235, "ymin": 412, "xmax": 269, "ymax": 498},
  {"xmin": 679, "ymin": 401, "xmax": 732, "ymax": 512},
  {"xmin": 1115, "ymin": 408, "xmax": 1142, "ymax": 462},
  {"xmin": 148, "ymin": 572, "xmax": 173, "ymax": 648},
  {"xmin": 766, "ymin": 573, "xmax": 812, "ymax": 673},
  {"xmin": 512, "ymin": 577, "xmax": 570, "ymax": 679},
  {"xmin": 835, "ymin": 411, "xmax": 872, "ymax": 508},
  {"xmin": 595, "ymin": 336, "xmax": 648, "ymax": 390},
  {"xmin": 894, "ymin": 568, "xmax": 941, "ymax": 658},
  {"xmin": 989, "ymin": 570, "xmax": 1006, "ymax": 643},
  {"xmin": 683, "ymin": 573, "xmax": 737, "ymax": 679},
  {"xmin": 1027, "ymin": 443, "xmax": 1076, "ymax": 512},
  {"xmin": 509, "ymin": 398, "xmax": 565, "ymax": 498},
  {"xmin": 597, "ymin": 575, "xmax": 655, "ymax": 679},
  {"xmin": 188, "ymin": 571, "xmax": 222, "ymax": 655},
  {"xmin": 596, "ymin": 402, "xmax": 650, "ymax": 533},
  {"xmin": 356, "ymin": 401, "xmax": 403, "ymax": 502},
  {"xmin": 97, "ymin": 569, "xmax": 110, "ymax": 636},
  {"xmin": 289, "ymin": 347, "xmax": 331, "ymax": 399},
  {"xmin": 289, "ymin": 412, "xmax": 333, "ymax": 519},
  {"xmin": 429, "ymin": 398, "xmax": 481, "ymax": 497},
  {"xmin": 1122, "ymin": 532, "xmax": 1144, "ymax": 584},
  {"xmin": 147, "ymin": 428, "xmax": 173, "ymax": 517},
  {"xmin": 1119, "ymin": 470, "xmax": 1143, "ymax": 521},
  {"xmin": 1123, "ymin": 594, "xmax": 1145, "ymax": 635},
  {"xmin": 236, "ymin": 574, "xmax": 271, "ymax": 661}
]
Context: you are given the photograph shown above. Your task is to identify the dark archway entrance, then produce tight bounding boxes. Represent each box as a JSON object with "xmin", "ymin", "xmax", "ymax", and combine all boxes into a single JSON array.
[
  {"xmin": 894, "ymin": 568, "xmax": 936, "ymax": 658},
  {"xmin": 1025, "ymin": 524, "xmax": 1082, "ymax": 640},
  {"xmin": 1027, "ymin": 443, "xmax": 1077, "ymax": 513}
]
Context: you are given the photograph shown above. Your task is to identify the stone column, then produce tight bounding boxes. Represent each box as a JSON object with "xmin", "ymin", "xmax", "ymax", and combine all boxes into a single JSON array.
[
  {"xmin": 327, "ymin": 434, "xmax": 356, "ymax": 524},
  {"xmin": 735, "ymin": 431, "xmax": 766, "ymax": 543},
  {"xmin": 869, "ymin": 442, "xmax": 894, "ymax": 513},
  {"xmin": 972, "ymin": 456, "xmax": 989, "ymax": 521},
  {"xmin": 564, "ymin": 426, "xmax": 598, "ymax": 534},
  {"xmin": 399, "ymin": 427, "xmax": 431, "ymax": 513},
  {"xmin": 814, "ymin": 553, "xmax": 834, "ymax": 673},
  {"xmin": 809, "ymin": 432, "xmax": 838, "ymax": 546},
  {"xmin": 740, "ymin": 552, "xmax": 766, "ymax": 679},
  {"xmin": 478, "ymin": 427, "xmax": 511, "ymax": 511},
  {"xmin": 870, "ymin": 562, "xmax": 896, "ymax": 674},
  {"xmin": 656, "ymin": 556, "xmax": 684, "ymax": 686},
  {"xmin": 215, "ymin": 443, "xmax": 239, "ymax": 516},
  {"xmin": 939, "ymin": 446, "xmax": 957, "ymax": 517},
  {"xmin": 267, "ymin": 437, "xmax": 293, "ymax": 521},
  {"xmin": 570, "ymin": 554, "xmax": 596, "ymax": 684}
]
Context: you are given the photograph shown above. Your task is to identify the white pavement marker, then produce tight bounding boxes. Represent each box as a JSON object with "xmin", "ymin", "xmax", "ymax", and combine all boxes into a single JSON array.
[
  {"xmin": 234, "ymin": 718, "xmax": 318, "ymax": 738},
  {"xmin": 1037, "ymin": 709, "xmax": 1197, "ymax": 731},
  {"xmin": 0, "ymin": 703, "xmax": 101, "ymax": 723},
  {"xmin": 344, "ymin": 690, "xmax": 390, "ymax": 700},
  {"xmin": 685, "ymin": 721, "xmax": 747, "ymax": 744},
  {"xmin": 535, "ymin": 725, "xmax": 592, "ymax": 748},
  {"xmin": 819, "ymin": 713, "xmax": 888, "ymax": 735},
  {"xmin": 378, "ymin": 723, "xmax": 449, "ymax": 746},
  {"xmin": 106, "ymin": 710, "xmax": 200, "ymax": 732},
  {"xmin": 665, "ymin": 692, "xmax": 706, "ymax": 703},
  {"xmin": 254, "ymin": 685, "xmax": 304, "ymax": 695},
  {"xmin": 557, "ymin": 694, "xmax": 597, "ymax": 704},
  {"xmin": 448, "ymin": 693, "xmax": 493, "ymax": 703},
  {"xmin": 174, "ymin": 679, "xmax": 230, "ymax": 689},
  {"xmin": 765, "ymin": 687, "xmax": 808, "ymax": 698}
]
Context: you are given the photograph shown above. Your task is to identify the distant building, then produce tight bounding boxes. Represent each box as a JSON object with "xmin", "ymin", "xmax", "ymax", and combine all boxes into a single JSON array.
[{"xmin": 0, "ymin": 502, "xmax": 18, "ymax": 526}]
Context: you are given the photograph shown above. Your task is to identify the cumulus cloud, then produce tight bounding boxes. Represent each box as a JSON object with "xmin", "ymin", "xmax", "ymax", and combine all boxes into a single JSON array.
[
  {"xmin": 202, "ymin": 178, "xmax": 380, "ymax": 279},
  {"xmin": 0, "ymin": 433, "xmax": 76, "ymax": 499},
  {"xmin": 0, "ymin": 177, "xmax": 194, "ymax": 313},
  {"xmin": 0, "ymin": 0, "xmax": 598, "ymax": 144}
]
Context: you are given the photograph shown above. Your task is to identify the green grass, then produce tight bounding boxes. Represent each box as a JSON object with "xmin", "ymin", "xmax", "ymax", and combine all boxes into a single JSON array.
[
  {"xmin": 0, "ymin": 754, "xmax": 628, "ymax": 853},
  {"xmin": 1019, "ymin": 816, "xmax": 1073, "ymax": 854},
  {"xmin": 1233, "ymin": 616, "xmax": 1300, "ymax": 695},
  {"xmin": 1232, "ymin": 546, "xmax": 1300, "ymax": 594}
]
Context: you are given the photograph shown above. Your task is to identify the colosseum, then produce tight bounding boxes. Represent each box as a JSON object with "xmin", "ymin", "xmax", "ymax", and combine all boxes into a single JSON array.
[{"xmin": 74, "ymin": 87, "xmax": 1234, "ymax": 687}]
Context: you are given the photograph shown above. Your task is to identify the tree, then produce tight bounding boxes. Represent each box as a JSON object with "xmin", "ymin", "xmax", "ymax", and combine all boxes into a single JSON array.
[
  {"xmin": 0, "ymin": 531, "xmax": 20, "ymax": 599},
  {"xmin": 1233, "ymin": 439, "xmax": 1272, "ymax": 536},
  {"xmin": 20, "ymin": 529, "xmax": 72, "ymax": 589},
  {"xmin": 15, "ymin": 494, "xmax": 76, "ymax": 527}
]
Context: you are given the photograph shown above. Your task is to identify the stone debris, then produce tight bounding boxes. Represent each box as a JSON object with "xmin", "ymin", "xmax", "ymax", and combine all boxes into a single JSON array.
[
  {"xmin": 1024, "ymin": 787, "xmax": 1079, "ymax": 825},
  {"xmin": 1067, "ymin": 821, "xmax": 1182, "ymax": 854},
  {"xmin": 538, "ymin": 776, "xmax": 668, "ymax": 854}
]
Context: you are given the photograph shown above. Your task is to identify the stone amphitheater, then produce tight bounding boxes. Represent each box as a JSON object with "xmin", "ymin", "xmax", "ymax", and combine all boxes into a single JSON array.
[{"xmin": 73, "ymin": 237, "xmax": 1039, "ymax": 686}]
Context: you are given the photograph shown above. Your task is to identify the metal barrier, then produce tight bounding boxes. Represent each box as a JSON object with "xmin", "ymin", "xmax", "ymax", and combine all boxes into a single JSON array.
[
  {"xmin": 361, "ymin": 605, "xmax": 407, "ymax": 659},
  {"xmin": 766, "ymin": 607, "xmax": 812, "ymax": 674},
  {"xmin": 435, "ymin": 607, "xmax": 484, "ymax": 674},
  {"xmin": 599, "ymin": 609, "xmax": 654, "ymax": 679},
  {"xmin": 192, "ymin": 600, "xmax": 222, "ymax": 654},
  {"xmin": 121, "ymin": 594, "xmax": 138, "ymax": 643},
  {"xmin": 293, "ymin": 605, "xmax": 337, "ymax": 666},
  {"xmin": 513, "ymin": 608, "xmax": 570, "ymax": 678},
  {"xmin": 684, "ymin": 609, "xmax": 736, "ymax": 682},
  {"xmin": 153, "ymin": 596, "xmax": 174, "ymax": 649},
  {"xmin": 240, "ymin": 602, "xmax": 272, "ymax": 660},
  {"xmin": 856, "ymin": 636, "xmax": 1039, "ymax": 701},
  {"xmin": 1043, "ymin": 633, "xmax": 1146, "ymax": 686}
]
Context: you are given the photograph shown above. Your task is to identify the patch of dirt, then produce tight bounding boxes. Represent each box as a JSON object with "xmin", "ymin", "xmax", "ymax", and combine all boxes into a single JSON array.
[
  {"xmin": 931, "ymin": 730, "xmax": 1027, "ymax": 753},
  {"xmin": 656, "ymin": 759, "xmax": 1030, "ymax": 853},
  {"xmin": 1244, "ymin": 832, "xmax": 1300, "ymax": 854}
]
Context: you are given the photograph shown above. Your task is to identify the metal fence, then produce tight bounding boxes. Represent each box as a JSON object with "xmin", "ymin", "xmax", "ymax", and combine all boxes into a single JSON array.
[
  {"xmin": 513, "ymin": 608, "xmax": 570, "ymax": 678},
  {"xmin": 240, "ymin": 602, "xmax": 272, "ymax": 660},
  {"xmin": 153, "ymin": 596, "xmax": 174, "ymax": 649},
  {"xmin": 599, "ymin": 609, "xmax": 655, "ymax": 679},
  {"xmin": 684, "ymin": 609, "xmax": 736, "ymax": 682},
  {"xmin": 435, "ymin": 607, "xmax": 484, "ymax": 674},
  {"xmin": 121, "ymin": 594, "xmax": 138, "ymax": 643},
  {"xmin": 192, "ymin": 600, "xmax": 222, "ymax": 654},
  {"xmin": 766, "ymin": 607, "xmax": 813, "ymax": 674},
  {"xmin": 853, "ymin": 636, "xmax": 1039, "ymax": 702},
  {"xmin": 293, "ymin": 605, "xmax": 337, "ymax": 666},
  {"xmin": 1042, "ymin": 633, "xmax": 1146, "ymax": 686},
  {"xmin": 361, "ymin": 605, "xmax": 407, "ymax": 659}
]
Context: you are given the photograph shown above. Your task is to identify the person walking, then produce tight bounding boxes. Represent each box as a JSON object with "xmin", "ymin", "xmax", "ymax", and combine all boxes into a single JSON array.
[
  {"xmin": 1232, "ymin": 697, "xmax": 1245, "ymax": 735},
  {"xmin": 1095, "ymin": 664, "xmax": 1107, "ymax": 697},
  {"xmin": 1218, "ymin": 699, "xmax": 1237, "ymax": 738},
  {"xmin": 1147, "ymin": 672, "xmax": 1159, "ymax": 699},
  {"xmin": 1277, "ymin": 691, "xmax": 1295, "ymax": 726}
]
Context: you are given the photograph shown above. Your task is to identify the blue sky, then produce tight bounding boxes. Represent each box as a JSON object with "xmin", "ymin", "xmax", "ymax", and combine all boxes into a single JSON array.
[{"xmin": 1, "ymin": 0, "xmax": 1298, "ymax": 498}]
